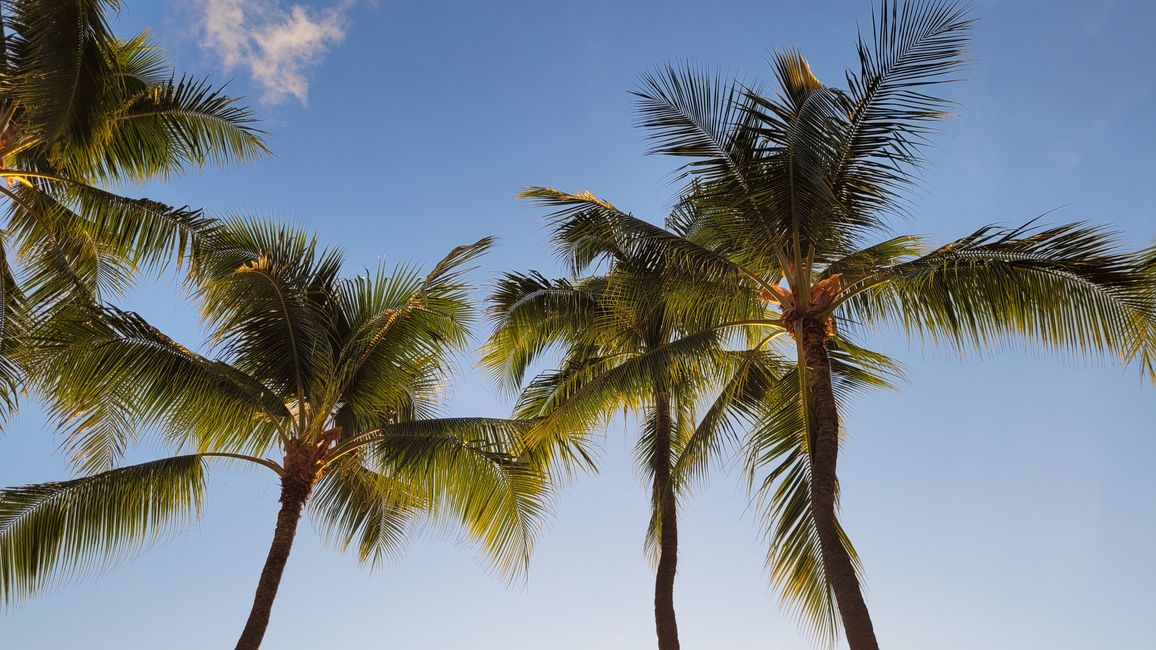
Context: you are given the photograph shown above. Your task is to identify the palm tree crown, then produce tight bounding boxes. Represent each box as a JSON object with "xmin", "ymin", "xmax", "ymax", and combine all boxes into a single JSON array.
[
  {"xmin": 2, "ymin": 220, "xmax": 549, "ymax": 649},
  {"xmin": 0, "ymin": 0, "xmax": 268, "ymax": 419},
  {"xmin": 484, "ymin": 243, "xmax": 737, "ymax": 650}
]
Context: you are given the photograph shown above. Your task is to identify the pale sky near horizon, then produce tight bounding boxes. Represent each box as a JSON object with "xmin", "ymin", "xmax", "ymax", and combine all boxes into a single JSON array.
[{"xmin": 2, "ymin": 1, "xmax": 1155, "ymax": 648}]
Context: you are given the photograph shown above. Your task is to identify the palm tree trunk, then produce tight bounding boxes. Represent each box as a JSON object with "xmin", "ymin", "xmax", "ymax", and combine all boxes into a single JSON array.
[
  {"xmin": 800, "ymin": 319, "xmax": 879, "ymax": 650},
  {"xmin": 652, "ymin": 388, "xmax": 680, "ymax": 650},
  {"xmin": 235, "ymin": 470, "xmax": 314, "ymax": 650}
]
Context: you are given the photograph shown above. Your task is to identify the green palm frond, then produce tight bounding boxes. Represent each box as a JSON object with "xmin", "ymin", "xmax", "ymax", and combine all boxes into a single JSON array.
[
  {"xmin": 0, "ymin": 454, "xmax": 205, "ymax": 606},
  {"xmin": 78, "ymin": 70, "xmax": 268, "ymax": 182},
  {"xmin": 310, "ymin": 457, "xmax": 428, "ymax": 568},
  {"xmin": 673, "ymin": 347, "xmax": 789, "ymax": 494},
  {"xmin": 336, "ymin": 240, "xmax": 490, "ymax": 424},
  {"xmin": 822, "ymin": 235, "xmax": 925, "ymax": 281},
  {"xmin": 0, "ymin": 232, "xmax": 26, "ymax": 424},
  {"xmin": 482, "ymin": 271, "xmax": 604, "ymax": 392},
  {"xmin": 520, "ymin": 186, "xmax": 762, "ymax": 290},
  {"xmin": 836, "ymin": 1, "xmax": 972, "ymax": 215},
  {"xmin": 350, "ymin": 418, "xmax": 551, "ymax": 578},
  {"xmin": 0, "ymin": 172, "xmax": 211, "ymax": 310},
  {"xmin": 3, "ymin": 182, "xmax": 126, "ymax": 305},
  {"xmin": 6, "ymin": 0, "xmax": 119, "ymax": 151},
  {"xmin": 30, "ymin": 304, "xmax": 289, "ymax": 470},
  {"xmin": 5, "ymin": 6, "xmax": 267, "ymax": 179},
  {"xmin": 525, "ymin": 330, "xmax": 724, "ymax": 450},
  {"xmin": 196, "ymin": 218, "xmax": 343, "ymax": 404},
  {"xmin": 633, "ymin": 64, "xmax": 755, "ymax": 187},
  {"xmin": 1136, "ymin": 245, "xmax": 1156, "ymax": 377},
  {"xmin": 745, "ymin": 338, "xmax": 900, "ymax": 646},
  {"xmin": 838, "ymin": 222, "xmax": 1156, "ymax": 362}
]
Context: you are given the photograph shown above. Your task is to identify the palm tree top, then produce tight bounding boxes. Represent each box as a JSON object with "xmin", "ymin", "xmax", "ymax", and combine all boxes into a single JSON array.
[{"xmin": 3, "ymin": 219, "xmax": 549, "ymax": 611}]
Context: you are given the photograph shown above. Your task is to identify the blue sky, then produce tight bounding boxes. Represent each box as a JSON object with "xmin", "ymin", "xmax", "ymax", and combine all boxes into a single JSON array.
[{"xmin": 2, "ymin": 1, "xmax": 1155, "ymax": 648}]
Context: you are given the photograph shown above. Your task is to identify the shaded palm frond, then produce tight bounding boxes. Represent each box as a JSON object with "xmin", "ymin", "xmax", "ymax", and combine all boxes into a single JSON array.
[
  {"xmin": 195, "ymin": 218, "xmax": 343, "ymax": 402},
  {"xmin": 835, "ymin": 1, "xmax": 973, "ymax": 217},
  {"xmin": 6, "ymin": 0, "xmax": 119, "ymax": 152}
]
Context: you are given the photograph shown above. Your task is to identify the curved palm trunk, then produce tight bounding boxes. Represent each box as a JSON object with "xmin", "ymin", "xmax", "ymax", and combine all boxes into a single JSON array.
[
  {"xmin": 652, "ymin": 389, "xmax": 680, "ymax": 650},
  {"xmin": 800, "ymin": 319, "xmax": 879, "ymax": 650},
  {"xmin": 235, "ymin": 467, "xmax": 315, "ymax": 650}
]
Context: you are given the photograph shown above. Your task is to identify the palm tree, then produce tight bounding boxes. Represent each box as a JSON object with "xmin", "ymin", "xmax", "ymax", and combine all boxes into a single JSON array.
[
  {"xmin": 484, "ymin": 264, "xmax": 701, "ymax": 650},
  {"xmin": 515, "ymin": 2, "xmax": 1156, "ymax": 648},
  {"xmin": 483, "ymin": 213, "xmax": 861, "ymax": 650},
  {"xmin": 0, "ymin": 0, "xmax": 267, "ymax": 417},
  {"xmin": 511, "ymin": 190, "xmax": 901, "ymax": 647},
  {"xmin": 1, "ymin": 220, "xmax": 550, "ymax": 649}
]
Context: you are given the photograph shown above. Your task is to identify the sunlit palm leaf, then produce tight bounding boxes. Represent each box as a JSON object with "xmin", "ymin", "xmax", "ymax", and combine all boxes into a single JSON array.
[
  {"xmin": 30, "ymin": 303, "xmax": 290, "ymax": 470},
  {"xmin": 310, "ymin": 457, "xmax": 428, "ymax": 568},
  {"xmin": 0, "ymin": 454, "xmax": 205, "ymax": 606},
  {"xmin": 351, "ymin": 418, "xmax": 550, "ymax": 577}
]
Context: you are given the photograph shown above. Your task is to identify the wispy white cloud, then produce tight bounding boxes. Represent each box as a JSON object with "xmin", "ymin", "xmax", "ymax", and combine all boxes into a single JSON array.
[{"xmin": 196, "ymin": 0, "xmax": 356, "ymax": 106}]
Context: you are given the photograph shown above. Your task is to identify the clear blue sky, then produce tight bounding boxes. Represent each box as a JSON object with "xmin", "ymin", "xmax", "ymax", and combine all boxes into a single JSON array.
[{"xmin": 2, "ymin": 1, "xmax": 1154, "ymax": 648}]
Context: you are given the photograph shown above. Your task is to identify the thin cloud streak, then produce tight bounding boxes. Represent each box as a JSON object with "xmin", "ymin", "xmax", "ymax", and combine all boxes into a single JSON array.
[{"xmin": 197, "ymin": 0, "xmax": 355, "ymax": 106}]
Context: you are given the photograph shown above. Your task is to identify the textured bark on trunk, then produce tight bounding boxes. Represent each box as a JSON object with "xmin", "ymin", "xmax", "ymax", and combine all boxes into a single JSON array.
[
  {"xmin": 234, "ymin": 467, "xmax": 315, "ymax": 650},
  {"xmin": 652, "ymin": 389, "xmax": 680, "ymax": 650},
  {"xmin": 800, "ymin": 319, "xmax": 879, "ymax": 650}
]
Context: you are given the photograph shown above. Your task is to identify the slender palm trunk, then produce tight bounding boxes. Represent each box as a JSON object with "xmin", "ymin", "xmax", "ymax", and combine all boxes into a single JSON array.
[
  {"xmin": 800, "ymin": 319, "xmax": 879, "ymax": 650},
  {"xmin": 235, "ymin": 468, "xmax": 315, "ymax": 650},
  {"xmin": 652, "ymin": 389, "xmax": 680, "ymax": 650}
]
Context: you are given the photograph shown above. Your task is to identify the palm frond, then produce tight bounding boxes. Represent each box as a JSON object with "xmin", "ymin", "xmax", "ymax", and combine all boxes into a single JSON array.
[
  {"xmin": 839, "ymin": 222, "xmax": 1156, "ymax": 363},
  {"xmin": 7, "ymin": 0, "xmax": 119, "ymax": 152},
  {"xmin": 30, "ymin": 304, "xmax": 288, "ymax": 469},
  {"xmin": 336, "ymin": 240, "xmax": 490, "ymax": 423},
  {"xmin": 0, "ymin": 232, "xmax": 26, "ymax": 425},
  {"xmin": 835, "ymin": 1, "xmax": 972, "ymax": 216},
  {"xmin": 526, "ymin": 329, "xmax": 724, "ymax": 450},
  {"xmin": 196, "ymin": 218, "xmax": 342, "ymax": 402},
  {"xmin": 0, "ymin": 454, "xmax": 205, "ymax": 607},
  {"xmin": 673, "ymin": 347, "xmax": 789, "ymax": 493},
  {"xmin": 519, "ymin": 186, "xmax": 760, "ymax": 290},
  {"xmin": 482, "ymin": 271, "xmax": 604, "ymax": 392},
  {"xmin": 744, "ymin": 337, "xmax": 900, "ymax": 645},
  {"xmin": 633, "ymin": 63, "xmax": 755, "ymax": 188},
  {"xmin": 309, "ymin": 457, "xmax": 427, "ymax": 568},
  {"xmin": 76, "ymin": 69, "xmax": 268, "ymax": 182},
  {"xmin": 350, "ymin": 418, "xmax": 551, "ymax": 578}
]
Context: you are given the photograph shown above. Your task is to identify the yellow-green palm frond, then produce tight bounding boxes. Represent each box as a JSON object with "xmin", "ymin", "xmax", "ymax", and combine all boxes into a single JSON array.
[
  {"xmin": 0, "ymin": 454, "xmax": 206, "ymax": 607},
  {"xmin": 335, "ymin": 239, "xmax": 491, "ymax": 424},
  {"xmin": 310, "ymin": 456, "xmax": 429, "ymax": 569},
  {"xmin": 29, "ymin": 304, "xmax": 289, "ymax": 470},
  {"xmin": 347, "ymin": 418, "xmax": 551, "ymax": 579}
]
